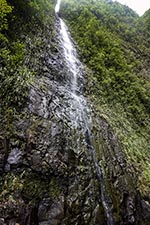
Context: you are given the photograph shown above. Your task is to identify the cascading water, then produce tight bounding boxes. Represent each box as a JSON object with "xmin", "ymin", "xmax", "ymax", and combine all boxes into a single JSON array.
[
  {"xmin": 55, "ymin": 1, "xmax": 114, "ymax": 224},
  {"xmin": 59, "ymin": 19, "xmax": 78, "ymax": 93}
]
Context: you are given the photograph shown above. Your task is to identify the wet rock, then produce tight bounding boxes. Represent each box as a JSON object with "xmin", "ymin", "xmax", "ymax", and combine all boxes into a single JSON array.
[
  {"xmin": 8, "ymin": 219, "xmax": 17, "ymax": 225},
  {"xmin": 0, "ymin": 9, "xmax": 149, "ymax": 225},
  {"xmin": 93, "ymin": 117, "xmax": 150, "ymax": 224},
  {"xmin": 29, "ymin": 88, "xmax": 50, "ymax": 119},
  {"xmin": 51, "ymin": 123, "xmax": 62, "ymax": 137},
  {"xmin": 38, "ymin": 198, "xmax": 64, "ymax": 225},
  {"xmin": 7, "ymin": 148, "xmax": 23, "ymax": 166},
  {"xmin": 0, "ymin": 218, "xmax": 4, "ymax": 225}
]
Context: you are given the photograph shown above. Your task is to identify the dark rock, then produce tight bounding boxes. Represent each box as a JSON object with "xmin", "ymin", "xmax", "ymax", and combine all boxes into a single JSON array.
[
  {"xmin": 0, "ymin": 218, "xmax": 4, "ymax": 225},
  {"xmin": 0, "ymin": 137, "xmax": 8, "ymax": 173},
  {"xmin": 7, "ymin": 148, "xmax": 23, "ymax": 166},
  {"xmin": 29, "ymin": 88, "xmax": 50, "ymax": 119},
  {"xmin": 38, "ymin": 198, "xmax": 64, "ymax": 224}
]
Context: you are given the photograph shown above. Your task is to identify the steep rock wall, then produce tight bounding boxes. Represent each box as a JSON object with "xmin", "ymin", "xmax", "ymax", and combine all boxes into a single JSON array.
[{"xmin": 0, "ymin": 12, "xmax": 150, "ymax": 225}]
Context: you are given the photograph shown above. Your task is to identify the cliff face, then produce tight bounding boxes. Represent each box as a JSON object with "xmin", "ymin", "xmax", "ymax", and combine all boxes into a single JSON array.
[
  {"xmin": 1, "ymin": 72, "xmax": 150, "ymax": 224},
  {"xmin": 0, "ymin": 0, "xmax": 150, "ymax": 225},
  {"xmin": 61, "ymin": 0, "xmax": 150, "ymax": 204}
]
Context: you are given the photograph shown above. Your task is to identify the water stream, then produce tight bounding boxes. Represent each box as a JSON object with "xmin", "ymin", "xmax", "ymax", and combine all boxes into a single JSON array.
[{"xmin": 55, "ymin": 1, "xmax": 114, "ymax": 224}]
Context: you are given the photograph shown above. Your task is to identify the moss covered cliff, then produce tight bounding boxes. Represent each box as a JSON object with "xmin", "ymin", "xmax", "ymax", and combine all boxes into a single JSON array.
[
  {"xmin": 0, "ymin": 0, "xmax": 150, "ymax": 224},
  {"xmin": 61, "ymin": 0, "xmax": 150, "ymax": 196}
]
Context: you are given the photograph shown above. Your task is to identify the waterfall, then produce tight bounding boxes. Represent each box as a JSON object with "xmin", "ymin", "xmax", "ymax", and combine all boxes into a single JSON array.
[
  {"xmin": 55, "ymin": 0, "xmax": 61, "ymax": 13},
  {"xmin": 55, "ymin": 1, "xmax": 114, "ymax": 224}
]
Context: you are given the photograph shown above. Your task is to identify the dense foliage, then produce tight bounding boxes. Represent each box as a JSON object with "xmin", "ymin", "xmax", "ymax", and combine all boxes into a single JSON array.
[
  {"xmin": 0, "ymin": 0, "xmax": 54, "ymax": 135},
  {"xmin": 61, "ymin": 0, "xmax": 150, "ymax": 194}
]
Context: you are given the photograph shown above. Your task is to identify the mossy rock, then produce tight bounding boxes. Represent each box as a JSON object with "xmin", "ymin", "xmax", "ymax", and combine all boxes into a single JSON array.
[
  {"xmin": 22, "ymin": 172, "xmax": 48, "ymax": 202},
  {"xmin": 49, "ymin": 178, "xmax": 61, "ymax": 199}
]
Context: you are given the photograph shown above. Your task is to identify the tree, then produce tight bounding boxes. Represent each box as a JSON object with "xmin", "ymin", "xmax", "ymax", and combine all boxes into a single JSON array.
[{"xmin": 0, "ymin": 0, "xmax": 12, "ymax": 31}]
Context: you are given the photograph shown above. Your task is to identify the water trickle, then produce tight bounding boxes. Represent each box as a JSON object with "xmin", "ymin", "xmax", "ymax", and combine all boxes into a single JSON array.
[{"xmin": 55, "ymin": 1, "xmax": 114, "ymax": 224}]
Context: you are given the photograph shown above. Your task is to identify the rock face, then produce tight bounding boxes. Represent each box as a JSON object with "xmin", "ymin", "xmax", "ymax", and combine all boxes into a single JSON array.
[{"xmin": 0, "ymin": 15, "xmax": 150, "ymax": 225}]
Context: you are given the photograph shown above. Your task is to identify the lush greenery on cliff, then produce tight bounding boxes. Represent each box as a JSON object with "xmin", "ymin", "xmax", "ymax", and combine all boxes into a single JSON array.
[
  {"xmin": 61, "ymin": 0, "xmax": 150, "ymax": 195},
  {"xmin": 1, "ymin": 0, "xmax": 150, "ymax": 200},
  {"xmin": 0, "ymin": 0, "xmax": 56, "ymax": 216},
  {"xmin": 0, "ymin": 0, "xmax": 55, "ymax": 135},
  {"xmin": 0, "ymin": 1, "xmax": 150, "ymax": 223}
]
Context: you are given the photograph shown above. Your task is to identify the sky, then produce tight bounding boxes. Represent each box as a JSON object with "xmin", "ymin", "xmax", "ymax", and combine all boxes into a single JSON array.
[{"xmin": 114, "ymin": 0, "xmax": 150, "ymax": 16}]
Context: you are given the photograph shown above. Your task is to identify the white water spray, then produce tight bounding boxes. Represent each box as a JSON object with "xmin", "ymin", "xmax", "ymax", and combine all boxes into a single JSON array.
[
  {"xmin": 55, "ymin": 0, "xmax": 61, "ymax": 13},
  {"xmin": 59, "ymin": 19, "xmax": 79, "ymax": 93},
  {"xmin": 55, "ymin": 0, "xmax": 80, "ymax": 93}
]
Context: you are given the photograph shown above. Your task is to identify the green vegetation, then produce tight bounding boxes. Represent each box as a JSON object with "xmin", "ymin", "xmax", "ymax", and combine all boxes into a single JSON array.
[
  {"xmin": 0, "ymin": 0, "xmax": 55, "ymax": 138},
  {"xmin": 49, "ymin": 178, "xmax": 61, "ymax": 199},
  {"xmin": 0, "ymin": 171, "xmax": 60, "ymax": 211},
  {"xmin": 0, "ymin": 0, "xmax": 57, "ymax": 214},
  {"xmin": 61, "ymin": 0, "xmax": 150, "ymax": 195},
  {"xmin": 22, "ymin": 172, "xmax": 48, "ymax": 202},
  {"xmin": 1, "ymin": 0, "xmax": 150, "ymax": 200}
]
